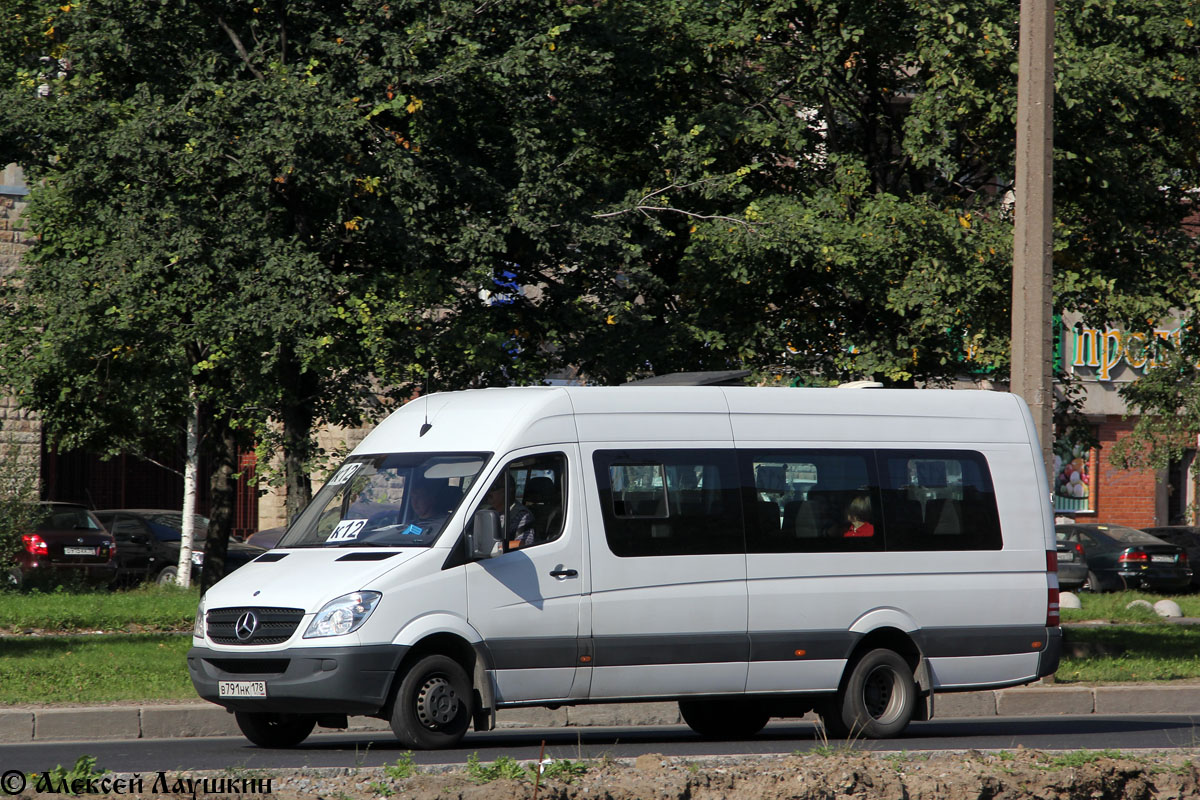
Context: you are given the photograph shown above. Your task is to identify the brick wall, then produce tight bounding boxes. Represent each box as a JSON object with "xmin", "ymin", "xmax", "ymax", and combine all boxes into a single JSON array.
[{"xmin": 1092, "ymin": 416, "xmax": 1162, "ymax": 527}]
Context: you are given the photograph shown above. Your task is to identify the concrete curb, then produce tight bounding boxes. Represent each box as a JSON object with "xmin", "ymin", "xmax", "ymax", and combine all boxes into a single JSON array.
[{"xmin": 3, "ymin": 684, "xmax": 1198, "ymax": 743}]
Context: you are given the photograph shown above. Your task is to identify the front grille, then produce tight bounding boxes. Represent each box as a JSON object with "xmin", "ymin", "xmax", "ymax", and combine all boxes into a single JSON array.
[{"xmin": 207, "ymin": 606, "xmax": 304, "ymax": 645}]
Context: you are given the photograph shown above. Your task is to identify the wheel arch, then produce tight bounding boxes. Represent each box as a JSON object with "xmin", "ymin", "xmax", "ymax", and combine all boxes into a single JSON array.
[
  {"xmin": 839, "ymin": 624, "xmax": 928, "ymax": 708},
  {"xmin": 384, "ymin": 630, "xmax": 494, "ymax": 731}
]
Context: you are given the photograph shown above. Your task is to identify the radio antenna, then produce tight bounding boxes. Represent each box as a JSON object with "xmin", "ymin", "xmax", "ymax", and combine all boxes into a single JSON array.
[{"xmin": 419, "ymin": 376, "xmax": 432, "ymax": 436}]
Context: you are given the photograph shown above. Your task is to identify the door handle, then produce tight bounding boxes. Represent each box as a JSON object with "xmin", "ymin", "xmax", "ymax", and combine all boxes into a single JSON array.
[{"xmin": 549, "ymin": 568, "xmax": 578, "ymax": 579}]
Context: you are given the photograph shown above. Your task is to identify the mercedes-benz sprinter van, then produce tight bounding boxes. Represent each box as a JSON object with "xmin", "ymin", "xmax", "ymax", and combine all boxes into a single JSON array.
[{"xmin": 188, "ymin": 386, "xmax": 1061, "ymax": 747}]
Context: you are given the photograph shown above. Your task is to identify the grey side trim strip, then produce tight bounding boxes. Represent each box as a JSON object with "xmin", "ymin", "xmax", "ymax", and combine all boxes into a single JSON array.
[
  {"xmin": 749, "ymin": 631, "xmax": 859, "ymax": 662},
  {"xmin": 595, "ymin": 633, "xmax": 748, "ymax": 667},
  {"xmin": 488, "ymin": 637, "xmax": 579, "ymax": 670},
  {"xmin": 916, "ymin": 626, "xmax": 1050, "ymax": 658},
  {"xmin": 484, "ymin": 626, "xmax": 1051, "ymax": 671}
]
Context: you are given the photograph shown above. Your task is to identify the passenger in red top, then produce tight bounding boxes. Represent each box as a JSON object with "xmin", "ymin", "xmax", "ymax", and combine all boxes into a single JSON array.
[{"xmin": 843, "ymin": 495, "xmax": 875, "ymax": 538}]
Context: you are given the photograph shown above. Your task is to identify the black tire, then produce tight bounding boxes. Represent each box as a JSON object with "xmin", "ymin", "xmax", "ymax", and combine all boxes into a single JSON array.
[
  {"xmin": 389, "ymin": 654, "xmax": 472, "ymax": 749},
  {"xmin": 821, "ymin": 648, "xmax": 916, "ymax": 739},
  {"xmin": 156, "ymin": 566, "xmax": 178, "ymax": 586},
  {"xmin": 234, "ymin": 712, "xmax": 315, "ymax": 748},
  {"xmin": 679, "ymin": 699, "xmax": 769, "ymax": 739}
]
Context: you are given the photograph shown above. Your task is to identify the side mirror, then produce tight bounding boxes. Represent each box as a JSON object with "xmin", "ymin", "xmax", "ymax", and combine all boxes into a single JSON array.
[{"xmin": 467, "ymin": 509, "xmax": 501, "ymax": 560}]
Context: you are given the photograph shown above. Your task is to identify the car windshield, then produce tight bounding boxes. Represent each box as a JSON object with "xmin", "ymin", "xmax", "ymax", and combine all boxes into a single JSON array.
[
  {"xmin": 280, "ymin": 452, "xmax": 489, "ymax": 549},
  {"xmin": 37, "ymin": 506, "xmax": 99, "ymax": 531},
  {"xmin": 1094, "ymin": 525, "xmax": 1165, "ymax": 545}
]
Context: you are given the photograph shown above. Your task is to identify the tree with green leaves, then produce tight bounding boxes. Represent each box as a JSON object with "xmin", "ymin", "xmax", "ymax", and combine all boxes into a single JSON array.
[{"xmin": 1, "ymin": 0, "xmax": 1197, "ymax": 579}]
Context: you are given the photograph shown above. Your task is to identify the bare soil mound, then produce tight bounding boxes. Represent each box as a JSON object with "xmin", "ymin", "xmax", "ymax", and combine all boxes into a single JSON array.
[{"xmin": 256, "ymin": 748, "xmax": 1199, "ymax": 800}]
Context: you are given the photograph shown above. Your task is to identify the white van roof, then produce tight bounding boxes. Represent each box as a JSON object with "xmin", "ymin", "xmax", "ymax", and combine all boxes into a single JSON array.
[{"xmin": 355, "ymin": 386, "xmax": 1033, "ymax": 455}]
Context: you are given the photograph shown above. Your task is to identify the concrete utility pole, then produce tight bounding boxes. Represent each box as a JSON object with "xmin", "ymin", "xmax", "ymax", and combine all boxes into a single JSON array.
[{"xmin": 1011, "ymin": 0, "xmax": 1055, "ymax": 485}]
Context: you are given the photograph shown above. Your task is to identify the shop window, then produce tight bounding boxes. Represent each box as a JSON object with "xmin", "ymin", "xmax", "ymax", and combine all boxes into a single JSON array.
[{"xmin": 1053, "ymin": 443, "xmax": 1093, "ymax": 514}]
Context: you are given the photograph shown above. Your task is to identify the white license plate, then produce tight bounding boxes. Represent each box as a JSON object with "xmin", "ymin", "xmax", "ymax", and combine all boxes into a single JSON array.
[
  {"xmin": 63, "ymin": 546, "xmax": 97, "ymax": 556},
  {"xmin": 219, "ymin": 681, "xmax": 266, "ymax": 698},
  {"xmin": 1151, "ymin": 555, "xmax": 1175, "ymax": 563},
  {"xmin": 1059, "ymin": 552, "xmax": 1074, "ymax": 562}
]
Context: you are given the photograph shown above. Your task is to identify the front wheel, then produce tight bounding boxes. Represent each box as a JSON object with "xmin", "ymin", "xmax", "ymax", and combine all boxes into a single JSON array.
[
  {"xmin": 821, "ymin": 648, "xmax": 916, "ymax": 739},
  {"xmin": 679, "ymin": 699, "xmax": 769, "ymax": 739},
  {"xmin": 234, "ymin": 712, "xmax": 315, "ymax": 748},
  {"xmin": 155, "ymin": 566, "xmax": 178, "ymax": 586},
  {"xmin": 389, "ymin": 654, "xmax": 472, "ymax": 749}
]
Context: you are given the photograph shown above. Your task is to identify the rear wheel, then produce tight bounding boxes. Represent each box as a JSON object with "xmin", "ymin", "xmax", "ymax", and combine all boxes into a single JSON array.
[
  {"xmin": 821, "ymin": 648, "xmax": 916, "ymax": 739},
  {"xmin": 679, "ymin": 699, "xmax": 769, "ymax": 739},
  {"xmin": 234, "ymin": 712, "xmax": 315, "ymax": 748},
  {"xmin": 390, "ymin": 654, "xmax": 472, "ymax": 749},
  {"xmin": 1084, "ymin": 570, "xmax": 1124, "ymax": 593}
]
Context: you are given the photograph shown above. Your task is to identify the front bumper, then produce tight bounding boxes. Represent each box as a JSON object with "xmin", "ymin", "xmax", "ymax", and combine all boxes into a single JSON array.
[{"xmin": 187, "ymin": 644, "xmax": 409, "ymax": 715}]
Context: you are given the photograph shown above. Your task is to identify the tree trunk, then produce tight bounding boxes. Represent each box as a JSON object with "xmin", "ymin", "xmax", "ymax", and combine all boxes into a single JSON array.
[
  {"xmin": 200, "ymin": 422, "xmax": 238, "ymax": 594},
  {"xmin": 280, "ymin": 352, "xmax": 317, "ymax": 524},
  {"xmin": 176, "ymin": 393, "xmax": 200, "ymax": 589}
]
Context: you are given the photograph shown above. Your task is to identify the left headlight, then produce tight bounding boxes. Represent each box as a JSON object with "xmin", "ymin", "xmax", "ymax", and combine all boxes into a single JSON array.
[
  {"xmin": 303, "ymin": 591, "xmax": 382, "ymax": 638},
  {"xmin": 193, "ymin": 595, "xmax": 206, "ymax": 639}
]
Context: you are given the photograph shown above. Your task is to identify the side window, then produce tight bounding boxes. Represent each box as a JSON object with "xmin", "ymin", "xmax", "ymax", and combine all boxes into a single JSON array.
[
  {"xmin": 742, "ymin": 450, "xmax": 883, "ymax": 553},
  {"xmin": 593, "ymin": 449, "xmax": 742, "ymax": 557},
  {"xmin": 877, "ymin": 450, "xmax": 1001, "ymax": 551},
  {"xmin": 476, "ymin": 452, "xmax": 567, "ymax": 552}
]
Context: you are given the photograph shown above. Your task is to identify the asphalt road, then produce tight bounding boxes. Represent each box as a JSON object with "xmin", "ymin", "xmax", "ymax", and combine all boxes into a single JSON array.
[{"xmin": 2, "ymin": 715, "xmax": 1199, "ymax": 775}]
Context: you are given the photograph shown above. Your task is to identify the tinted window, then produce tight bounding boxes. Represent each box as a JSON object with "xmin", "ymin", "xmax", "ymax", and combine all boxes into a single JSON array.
[
  {"xmin": 877, "ymin": 450, "xmax": 1001, "ymax": 550},
  {"xmin": 594, "ymin": 450, "xmax": 742, "ymax": 557},
  {"xmin": 37, "ymin": 506, "xmax": 100, "ymax": 531},
  {"xmin": 1093, "ymin": 525, "xmax": 1165, "ymax": 545},
  {"xmin": 742, "ymin": 450, "xmax": 883, "ymax": 553}
]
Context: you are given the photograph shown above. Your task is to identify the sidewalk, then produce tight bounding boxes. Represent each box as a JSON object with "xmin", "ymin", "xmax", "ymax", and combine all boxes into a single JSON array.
[{"xmin": 4, "ymin": 683, "xmax": 1200, "ymax": 744}]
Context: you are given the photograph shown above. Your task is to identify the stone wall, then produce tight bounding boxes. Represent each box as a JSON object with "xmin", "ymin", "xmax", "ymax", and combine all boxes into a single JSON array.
[{"xmin": 0, "ymin": 167, "xmax": 40, "ymax": 469}]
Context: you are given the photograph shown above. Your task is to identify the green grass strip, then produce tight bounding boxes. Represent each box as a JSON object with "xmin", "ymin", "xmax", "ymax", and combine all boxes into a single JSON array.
[
  {"xmin": 1056, "ymin": 624, "xmax": 1200, "ymax": 683},
  {"xmin": 0, "ymin": 634, "xmax": 195, "ymax": 705},
  {"xmin": 1060, "ymin": 590, "xmax": 1200, "ymax": 623},
  {"xmin": 0, "ymin": 586, "xmax": 199, "ymax": 632}
]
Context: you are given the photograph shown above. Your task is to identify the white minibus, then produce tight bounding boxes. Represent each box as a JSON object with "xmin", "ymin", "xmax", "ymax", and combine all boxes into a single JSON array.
[{"xmin": 188, "ymin": 386, "xmax": 1062, "ymax": 747}]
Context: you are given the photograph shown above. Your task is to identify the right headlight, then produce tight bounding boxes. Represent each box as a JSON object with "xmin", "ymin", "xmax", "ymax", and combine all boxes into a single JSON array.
[
  {"xmin": 193, "ymin": 595, "xmax": 206, "ymax": 639},
  {"xmin": 304, "ymin": 591, "xmax": 382, "ymax": 638}
]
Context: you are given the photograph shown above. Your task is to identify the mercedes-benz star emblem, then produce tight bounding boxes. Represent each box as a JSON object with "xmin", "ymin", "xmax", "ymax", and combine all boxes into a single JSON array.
[{"xmin": 234, "ymin": 611, "xmax": 259, "ymax": 641}]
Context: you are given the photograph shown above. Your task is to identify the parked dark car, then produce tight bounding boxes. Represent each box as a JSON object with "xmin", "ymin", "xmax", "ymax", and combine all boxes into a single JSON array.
[
  {"xmin": 93, "ymin": 509, "xmax": 266, "ymax": 586},
  {"xmin": 8, "ymin": 502, "xmax": 117, "ymax": 588},
  {"xmin": 1055, "ymin": 523, "xmax": 1192, "ymax": 592},
  {"xmin": 243, "ymin": 525, "xmax": 286, "ymax": 550},
  {"xmin": 1142, "ymin": 526, "xmax": 1200, "ymax": 590},
  {"xmin": 1054, "ymin": 532, "xmax": 1088, "ymax": 591}
]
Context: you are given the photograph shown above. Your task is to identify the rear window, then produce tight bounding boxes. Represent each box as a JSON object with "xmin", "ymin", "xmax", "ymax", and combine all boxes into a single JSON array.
[
  {"xmin": 1095, "ymin": 525, "xmax": 1165, "ymax": 545},
  {"xmin": 37, "ymin": 507, "xmax": 100, "ymax": 531}
]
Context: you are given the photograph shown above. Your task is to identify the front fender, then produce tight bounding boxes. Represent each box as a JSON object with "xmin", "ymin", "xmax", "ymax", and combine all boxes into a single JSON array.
[{"xmin": 391, "ymin": 612, "xmax": 483, "ymax": 648}]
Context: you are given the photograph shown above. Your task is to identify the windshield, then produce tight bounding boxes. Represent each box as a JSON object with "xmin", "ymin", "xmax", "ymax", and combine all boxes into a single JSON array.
[{"xmin": 280, "ymin": 452, "xmax": 489, "ymax": 548}]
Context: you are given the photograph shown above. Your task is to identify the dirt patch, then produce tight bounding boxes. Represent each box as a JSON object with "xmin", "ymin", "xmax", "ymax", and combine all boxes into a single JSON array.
[
  {"xmin": 295, "ymin": 750, "xmax": 1196, "ymax": 800},
  {"xmin": 24, "ymin": 748, "xmax": 1191, "ymax": 800}
]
